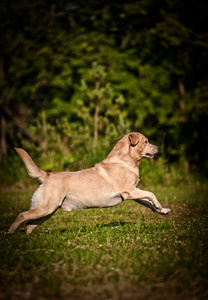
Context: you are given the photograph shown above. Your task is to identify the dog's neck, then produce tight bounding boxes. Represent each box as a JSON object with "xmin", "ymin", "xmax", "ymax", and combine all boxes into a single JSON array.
[
  {"xmin": 105, "ymin": 137, "xmax": 141, "ymax": 169},
  {"xmin": 102, "ymin": 151, "xmax": 140, "ymax": 177}
]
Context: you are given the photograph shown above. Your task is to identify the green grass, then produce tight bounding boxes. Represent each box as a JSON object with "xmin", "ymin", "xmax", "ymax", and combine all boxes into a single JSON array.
[{"xmin": 0, "ymin": 182, "xmax": 208, "ymax": 300}]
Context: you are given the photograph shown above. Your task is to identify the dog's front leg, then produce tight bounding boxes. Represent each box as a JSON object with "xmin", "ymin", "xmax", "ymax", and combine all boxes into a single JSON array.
[{"xmin": 128, "ymin": 188, "xmax": 171, "ymax": 215}]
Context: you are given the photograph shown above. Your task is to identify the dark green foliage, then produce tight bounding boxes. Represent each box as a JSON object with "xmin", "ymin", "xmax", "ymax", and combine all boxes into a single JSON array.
[{"xmin": 0, "ymin": 0, "xmax": 208, "ymax": 178}]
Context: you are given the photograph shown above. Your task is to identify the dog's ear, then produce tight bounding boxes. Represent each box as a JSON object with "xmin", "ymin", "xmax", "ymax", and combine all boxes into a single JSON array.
[{"xmin": 128, "ymin": 133, "xmax": 139, "ymax": 146}]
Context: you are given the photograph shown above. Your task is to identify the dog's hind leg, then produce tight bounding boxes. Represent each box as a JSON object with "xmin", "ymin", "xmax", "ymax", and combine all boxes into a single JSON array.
[
  {"xmin": 25, "ymin": 211, "xmax": 57, "ymax": 234},
  {"xmin": 5, "ymin": 183, "xmax": 63, "ymax": 235},
  {"xmin": 4, "ymin": 205, "xmax": 59, "ymax": 235}
]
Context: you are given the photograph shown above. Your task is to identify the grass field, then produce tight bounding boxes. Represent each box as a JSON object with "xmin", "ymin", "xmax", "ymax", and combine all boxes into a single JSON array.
[{"xmin": 0, "ymin": 181, "xmax": 208, "ymax": 300}]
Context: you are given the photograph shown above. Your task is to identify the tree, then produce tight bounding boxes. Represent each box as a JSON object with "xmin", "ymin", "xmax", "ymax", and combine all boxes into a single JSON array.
[
  {"xmin": 0, "ymin": 0, "xmax": 208, "ymax": 173},
  {"xmin": 70, "ymin": 62, "xmax": 126, "ymax": 152}
]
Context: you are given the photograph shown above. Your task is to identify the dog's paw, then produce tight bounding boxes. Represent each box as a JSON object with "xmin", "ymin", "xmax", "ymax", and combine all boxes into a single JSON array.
[
  {"xmin": 4, "ymin": 228, "xmax": 12, "ymax": 235},
  {"xmin": 153, "ymin": 205, "xmax": 163, "ymax": 213},
  {"xmin": 160, "ymin": 208, "xmax": 171, "ymax": 215},
  {"xmin": 150, "ymin": 201, "xmax": 162, "ymax": 212}
]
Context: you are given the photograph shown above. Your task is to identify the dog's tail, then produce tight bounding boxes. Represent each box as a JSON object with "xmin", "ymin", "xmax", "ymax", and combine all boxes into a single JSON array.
[{"xmin": 15, "ymin": 148, "xmax": 48, "ymax": 183}]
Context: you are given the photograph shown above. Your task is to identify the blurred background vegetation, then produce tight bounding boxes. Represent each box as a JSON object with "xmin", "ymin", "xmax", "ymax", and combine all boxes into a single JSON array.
[{"xmin": 0, "ymin": 0, "xmax": 208, "ymax": 185}]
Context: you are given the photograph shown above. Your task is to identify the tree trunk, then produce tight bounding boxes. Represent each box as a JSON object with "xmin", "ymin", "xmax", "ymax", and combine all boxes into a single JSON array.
[
  {"xmin": 93, "ymin": 80, "xmax": 100, "ymax": 153},
  {"xmin": 42, "ymin": 110, "xmax": 47, "ymax": 155},
  {"xmin": 93, "ymin": 103, "xmax": 99, "ymax": 153},
  {"xmin": 178, "ymin": 81, "xmax": 186, "ymax": 97},
  {"xmin": 2, "ymin": 106, "xmax": 42, "ymax": 144},
  {"xmin": 0, "ymin": 114, "xmax": 7, "ymax": 164},
  {"xmin": 0, "ymin": 56, "xmax": 7, "ymax": 165},
  {"xmin": 178, "ymin": 81, "xmax": 186, "ymax": 122}
]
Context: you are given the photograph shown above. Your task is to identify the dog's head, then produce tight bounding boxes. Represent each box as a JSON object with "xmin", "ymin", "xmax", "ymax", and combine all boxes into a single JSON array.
[{"xmin": 128, "ymin": 132, "xmax": 158, "ymax": 160}]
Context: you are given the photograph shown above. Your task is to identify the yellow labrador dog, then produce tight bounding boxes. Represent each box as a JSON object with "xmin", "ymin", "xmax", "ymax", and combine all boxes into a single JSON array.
[{"xmin": 5, "ymin": 132, "xmax": 171, "ymax": 235}]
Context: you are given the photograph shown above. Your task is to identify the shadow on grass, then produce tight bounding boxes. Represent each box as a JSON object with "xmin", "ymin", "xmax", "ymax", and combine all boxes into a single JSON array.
[
  {"xmin": 98, "ymin": 221, "xmax": 136, "ymax": 228},
  {"xmin": 41, "ymin": 221, "xmax": 137, "ymax": 235}
]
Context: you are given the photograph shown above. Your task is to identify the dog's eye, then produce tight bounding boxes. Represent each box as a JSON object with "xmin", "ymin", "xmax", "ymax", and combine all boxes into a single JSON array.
[{"xmin": 145, "ymin": 140, "xmax": 148, "ymax": 143}]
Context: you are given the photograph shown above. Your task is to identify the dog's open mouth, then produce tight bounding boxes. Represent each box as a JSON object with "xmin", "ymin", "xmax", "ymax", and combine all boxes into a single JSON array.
[{"xmin": 145, "ymin": 153, "xmax": 154, "ymax": 158}]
